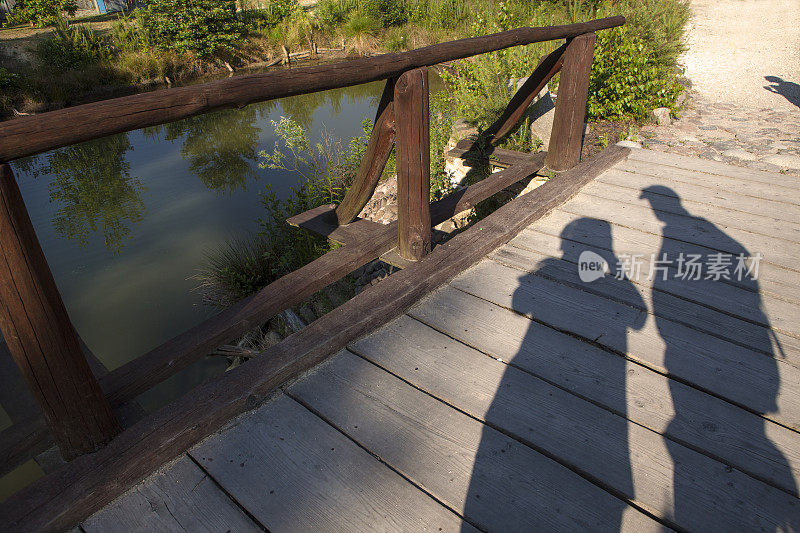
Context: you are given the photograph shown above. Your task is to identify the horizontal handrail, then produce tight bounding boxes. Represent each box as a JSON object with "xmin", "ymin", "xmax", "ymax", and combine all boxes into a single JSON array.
[{"xmin": 0, "ymin": 16, "xmax": 624, "ymax": 163}]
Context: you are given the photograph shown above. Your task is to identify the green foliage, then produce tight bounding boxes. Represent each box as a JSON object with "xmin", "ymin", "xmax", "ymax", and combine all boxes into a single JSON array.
[
  {"xmin": 586, "ymin": 27, "xmax": 683, "ymax": 120},
  {"xmin": 111, "ymin": 9, "xmax": 154, "ymax": 53},
  {"xmin": 140, "ymin": 0, "xmax": 244, "ymax": 56},
  {"xmin": 240, "ymin": 0, "xmax": 300, "ymax": 33},
  {"xmin": 36, "ymin": 16, "xmax": 113, "ymax": 70},
  {"xmin": 4, "ymin": 0, "xmax": 77, "ymax": 28},
  {"xmin": 0, "ymin": 67, "xmax": 17, "ymax": 88}
]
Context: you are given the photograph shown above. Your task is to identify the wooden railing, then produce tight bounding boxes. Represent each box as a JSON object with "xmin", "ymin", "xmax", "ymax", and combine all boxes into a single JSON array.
[{"xmin": 0, "ymin": 16, "xmax": 624, "ymax": 469}]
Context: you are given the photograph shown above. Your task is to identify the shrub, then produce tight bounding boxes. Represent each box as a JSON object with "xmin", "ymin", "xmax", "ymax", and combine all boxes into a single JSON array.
[
  {"xmin": 4, "ymin": 0, "xmax": 77, "ymax": 28},
  {"xmin": 36, "ymin": 16, "xmax": 113, "ymax": 70},
  {"xmin": 240, "ymin": 0, "xmax": 299, "ymax": 32},
  {"xmin": 586, "ymin": 27, "xmax": 683, "ymax": 120},
  {"xmin": 140, "ymin": 0, "xmax": 244, "ymax": 57},
  {"xmin": 111, "ymin": 9, "xmax": 153, "ymax": 53}
]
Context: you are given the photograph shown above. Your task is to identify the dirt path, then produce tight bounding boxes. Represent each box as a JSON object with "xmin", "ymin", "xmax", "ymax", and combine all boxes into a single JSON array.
[
  {"xmin": 627, "ymin": 0, "xmax": 800, "ymax": 175},
  {"xmin": 681, "ymin": 0, "xmax": 800, "ymax": 112}
]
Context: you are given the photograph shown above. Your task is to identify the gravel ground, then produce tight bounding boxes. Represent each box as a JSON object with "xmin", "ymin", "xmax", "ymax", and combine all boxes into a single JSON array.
[{"xmin": 682, "ymin": 0, "xmax": 800, "ymax": 111}]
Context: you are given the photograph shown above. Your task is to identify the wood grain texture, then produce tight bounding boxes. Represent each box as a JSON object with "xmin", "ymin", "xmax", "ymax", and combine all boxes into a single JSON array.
[
  {"xmin": 491, "ymin": 243, "xmax": 800, "ymax": 362},
  {"xmin": 288, "ymin": 349, "xmax": 659, "ymax": 532},
  {"xmin": 0, "ymin": 144, "xmax": 628, "ymax": 533},
  {"xmin": 350, "ymin": 314, "xmax": 800, "ymax": 531},
  {"xmin": 335, "ymin": 78, "xmax": 397, "ymax": 225},
  {"xmin": 509, "ymin": 224, "xmax": 800, "ymax": 338},
  {"xmin": 558, "ymin": 192, "xmax": 800, "ymax": 271},
  {"xmin": 0, "ymin": 164, "xmax": 119, "ymax": 459},
  {"xmin": 410, "ymin": 286, "xmax": 800, "ymax": 496},
  {"xmin": 82, "ymin": 455, "xmax": 261, "ymax": 532},
  {"xmin": 545, "ymin": 33, "xmax": 596, "ymax": 171},
  {"xmin": 484, "ymin": 43, "xmax": 567, "ymax": 143},
  {"xmin": 0, "ymin": 17, "xmax": 625, "ymax": 163},
  {"xmin": 616, "ymin": 157, "xmax": 800, "ymax": 209},
  {"xmin": 583, "ymin": 179, "xmax": 800, "ymax": 242},
  {"xmin": 189, "ymin": 394, "xmax": 470, "ymax": 532},
  {"xmin": 524, "ymin": 207, "xmax": 800, "ymax": 303},
  {"xmin": 450, "ymin": 259, "xmax": 800, "ymax": 430},
  {"xmin": 601, "ymin": 165, "xmax": 800, "ymax": 222},
  {"xmin": 628, "ymin": 148, "xmax": 800, "ymax": 191},
  {"xmin": 287, "ymin": 204, "xmax": 386, "ymax": 246},
  {"xmin": 395, "ymin": 67, "xmax": 431, "ymax": 260}
]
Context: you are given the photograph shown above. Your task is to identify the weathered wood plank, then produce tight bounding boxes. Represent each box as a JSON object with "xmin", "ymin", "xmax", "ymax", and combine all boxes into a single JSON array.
[
  {"xmin": 449, "ymin": 260, "xmax": 800, "ymax": 430},
  {"xmin": 545, "ymin": 33, "xmax": 596, "ymax": 170},
  {"xmin": 350, "ymin": 315, "xmax": 800, "ymax": 531},
  {"xmin": 335, "ymin": 78, "xmax": 397, "ymax": 225},
  {"xmin": 523, "ymin": 207, "xmax": 800, "ymax": 303},
  {"xmin": 189, "ymin": 394, "xmax": 469, "ymax": 532},
  {"xmin": 600, "ymin": 167, "xmax": 800, "ymax": 222},
  {"xmin": 395, "ymin": 67, "xmax": 432, "ymax": 260},
  {"xmin": 628, "ymin": 148, "xmax": 800, "ymax": 191},
  {"xmin": 559, "ymin": 192, "xmax": 800, "ymax": 271},
  {"xmin": 0, "ymin": 164, "xmax": 119, "ymax": 459},
  {"xmin": 286, "ymin": 204, "xmax": 387, "ymax": 246},
  {"xmin": 490, "ymin": 243, "xmax": 800, "ymax": 362},
  {"xmin": 0, "ymin": 144, "xmax": 628, "ymax": 533},
  {"xmin": 409, "ymin": 287, "xmax": 800, "ymax": 496},
  {"xmin": 616, "ymin": 158, "xmax": 800, "ymax": 207},
  {"xmin": 288, "ymin": 349, "xmax": 659, "ymax": 532},
  {"xmin": 82, "ymin": 455, "xmax": 261, "ymax": 532},
  {"xmin": 583, "ymin": 179, "xmax": 800, "ymax": 242},
  {"xmin": 0, "ymin": 17, "xmax": 625, "ymax": 163},
  {"xmin": 510, "ymin": 224, "xmax": 800, "ymax": 333},
  {"xmin": 447, "ymin": 139, "xmax": 544, "ymax": 169}
]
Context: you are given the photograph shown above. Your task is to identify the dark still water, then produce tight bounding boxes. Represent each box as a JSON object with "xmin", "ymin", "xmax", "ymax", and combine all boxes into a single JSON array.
[{"xmin": 0, "ymin": 80, "xmax": 394, "ymax": 499}]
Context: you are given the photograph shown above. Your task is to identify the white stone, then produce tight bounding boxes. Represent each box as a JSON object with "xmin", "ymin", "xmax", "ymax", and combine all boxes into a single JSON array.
[
  {"xmin": 650, "ymin": 107, "xmax": 671, "ymax": 126},
  {"xmin": 616, "ymin": 140, "xmax": 642, "ymax": 149},
  {"xmin": 529, "ymin": 91, "xmax": 556, "ymax": 148},
  {"xmin": 762, "ymin": 154, "xmax": 800, "ymax": 170},
  {"xmin": 721, "ymin": 148, "xmax": 758, "ymax": 161}
]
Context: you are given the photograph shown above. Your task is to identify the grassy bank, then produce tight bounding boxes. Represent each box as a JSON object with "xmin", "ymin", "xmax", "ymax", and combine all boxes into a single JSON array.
[{"xmin": 1, "ymin": 0, "xmax": 688, "ymax": 121}]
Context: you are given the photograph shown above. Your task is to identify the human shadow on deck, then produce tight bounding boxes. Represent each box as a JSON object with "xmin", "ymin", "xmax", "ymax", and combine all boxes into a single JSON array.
[
  {"xmin": 462, "ymin": 218, "xmax": 646, "ymax": 531},
  {"xmin": 641, "ymin": 186, "xmax": 798, "ymax": 531}
]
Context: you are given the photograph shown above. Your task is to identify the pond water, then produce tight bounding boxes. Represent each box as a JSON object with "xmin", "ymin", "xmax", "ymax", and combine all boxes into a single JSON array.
[
  {"xmin": 3, "ymin": 82, "xmax": 391, "ymax": 419},
  {"xmin": 5, "ymin": 73, "xmax": 448, "ymax": 470}
]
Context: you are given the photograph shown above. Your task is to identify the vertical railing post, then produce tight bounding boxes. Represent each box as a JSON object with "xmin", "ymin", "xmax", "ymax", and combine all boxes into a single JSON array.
[
  {"xmin": 0, "ymin": 163, "xmax": 119, "ymax": 460},
  {"xmin": 395, "ymin": 67, "xmax": 432, "ymax": 261},
  {"xmin": 545, "ymin": 32, "xmax": 596, "ymax": 171}
]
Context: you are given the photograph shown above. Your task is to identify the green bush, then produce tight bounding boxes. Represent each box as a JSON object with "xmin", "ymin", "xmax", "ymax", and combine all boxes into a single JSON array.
[
  {"xmin": 140, "ymin": 0, "xmax": 244, "ymax": 56},
  {"xmin": 111, "ymin": 9, "xmax": 153, "ymax": 53},
  {"xmin": 36, "ymin": 16, "xmax": 112, "ymax": 70},
  {"xmin": 0, "ymin": 67, "xmax": 17, "ymax": 88},
  {"xmin": 586, "ymin": 27, "xmax": 683, "ymax": 120},
  {"xmin": 4, "ymin": 0, "xmax": 77, "ymax": 28},
  {"xmin": 240, "ymin": 0, "xmax": 299, "ymax": 32}
]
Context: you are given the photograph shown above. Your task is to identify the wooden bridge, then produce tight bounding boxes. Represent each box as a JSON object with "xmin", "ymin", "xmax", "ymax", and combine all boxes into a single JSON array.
[{"xmin": 1, "ymin": 15, "xmax": 799, "ymax": 532}]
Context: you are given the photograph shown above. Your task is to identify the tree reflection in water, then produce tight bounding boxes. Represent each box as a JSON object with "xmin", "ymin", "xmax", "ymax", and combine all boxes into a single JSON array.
[{"xmin": 19, "ymin": 135, "xmax": 145, "ymax": 254}]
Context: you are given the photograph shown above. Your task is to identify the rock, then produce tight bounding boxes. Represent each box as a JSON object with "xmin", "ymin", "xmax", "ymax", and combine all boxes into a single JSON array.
[
  {"xmin": 616, "ymin": 140, "xmax": 642, "ymax": 149},
  {"xmin": 650, "ymin": 107, "xmax": 671, "ymax": 126},
  {"xmin": 675, "ymin": 91, "xmax": 687, "ymax": 108},
  {"xmin": 528, "ymin": 91, "xmax": 556, "ymax": 147},
  {"xmin": 762, "ymin": 154, "xmax": 800, "ymax": 170},
  {"xmin": 451, "ymin": 118, "xmax": 478, "ymax": 141},
  {"xmin": 721, "ymin": 148, "xmax": 758, "ymax": 161}
]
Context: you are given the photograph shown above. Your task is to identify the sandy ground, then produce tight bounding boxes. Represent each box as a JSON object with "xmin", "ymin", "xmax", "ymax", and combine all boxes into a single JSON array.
[{"xmin": 682, "ymin": 0, "xmax": 800, "ymax": 111}]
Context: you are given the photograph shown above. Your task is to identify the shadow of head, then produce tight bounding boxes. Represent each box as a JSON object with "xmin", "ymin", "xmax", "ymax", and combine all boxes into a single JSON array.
[
  {"xmin": 639, "ymin": 185, "xmax": 687, "ymax": 221},
  {"xmin": 559, "ymin": 217, "xmax": 613, "ymax": 263}
]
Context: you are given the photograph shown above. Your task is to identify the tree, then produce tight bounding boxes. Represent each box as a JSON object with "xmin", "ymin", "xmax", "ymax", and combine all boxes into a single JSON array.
[{"xmin": 140, "ymin": 0, "xmax": 244, "ymax": 57}]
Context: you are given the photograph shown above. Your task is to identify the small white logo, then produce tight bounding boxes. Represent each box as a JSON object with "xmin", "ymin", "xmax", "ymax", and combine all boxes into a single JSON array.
[{"xmin": 578, "ymin": 251, "xmax": 609, "ymax": 282}]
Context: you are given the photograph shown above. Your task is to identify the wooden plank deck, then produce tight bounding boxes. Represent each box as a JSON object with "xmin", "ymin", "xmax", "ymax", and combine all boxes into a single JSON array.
[{"xmin": 36, "ymin": 148, "xmax": 800, "ymax": 530}]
